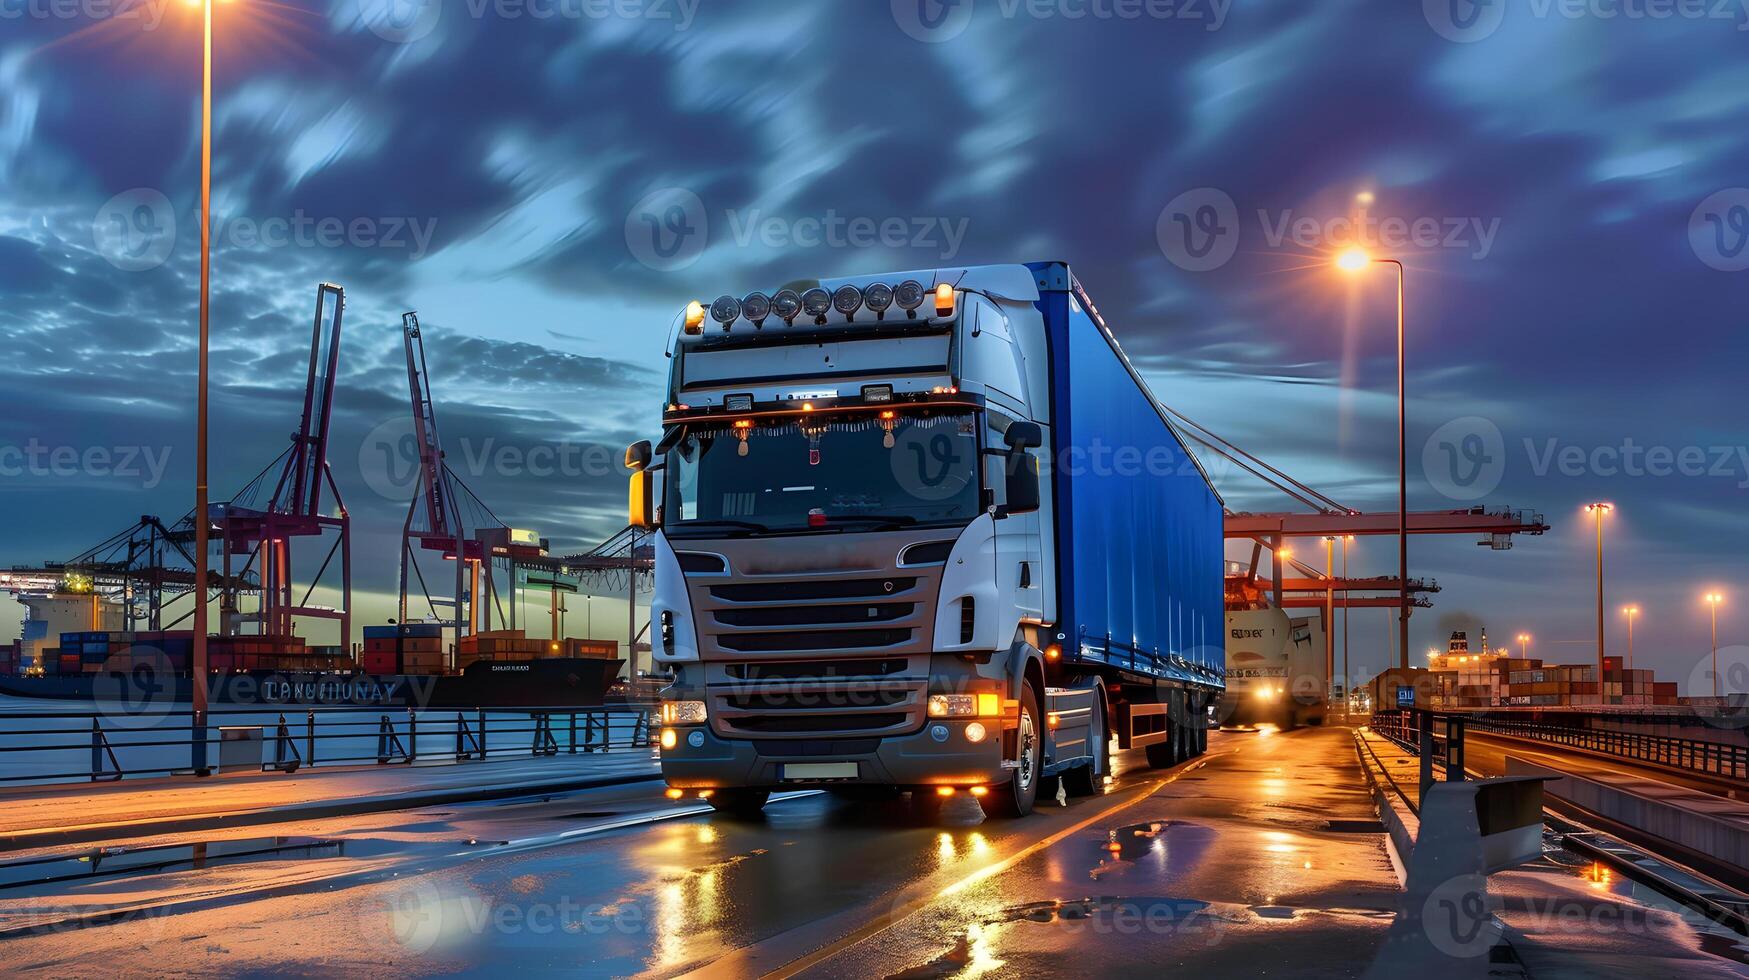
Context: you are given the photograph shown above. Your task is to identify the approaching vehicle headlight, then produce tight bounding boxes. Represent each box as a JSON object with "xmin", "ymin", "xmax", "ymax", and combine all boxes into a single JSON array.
[{"xmin": 660, "ymin": 700, "xmax": 708, "ymax": 725}]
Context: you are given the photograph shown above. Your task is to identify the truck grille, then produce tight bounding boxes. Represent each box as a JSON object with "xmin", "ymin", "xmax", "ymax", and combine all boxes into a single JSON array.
[
  {"xmin": 719, "ymin": 628, "xmax": 912, "ymax": 653},
  {"xmin": 709, "ymin": 577, "xmax": 919, "ymax": 602},
  {"xmin": 687, "ymin": 531, "xmax": 950, "ymax": 737}
]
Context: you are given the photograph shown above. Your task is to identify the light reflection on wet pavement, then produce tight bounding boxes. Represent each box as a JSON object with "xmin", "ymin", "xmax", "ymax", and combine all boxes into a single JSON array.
[{"xmin": 0, "ymin": 727, "xmax": 1743, "ymax": 978}]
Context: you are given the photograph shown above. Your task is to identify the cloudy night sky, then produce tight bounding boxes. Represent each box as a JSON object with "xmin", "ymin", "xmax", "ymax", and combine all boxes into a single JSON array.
[{"xmin": 1, "ymin": 0, "xmax": 1745, "ymax": 690}]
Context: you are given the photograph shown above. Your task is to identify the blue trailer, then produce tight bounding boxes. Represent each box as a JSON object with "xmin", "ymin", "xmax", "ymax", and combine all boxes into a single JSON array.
[{"xmin": 631, "ymin": 262, "xmax": 1226, "ymax": 817}]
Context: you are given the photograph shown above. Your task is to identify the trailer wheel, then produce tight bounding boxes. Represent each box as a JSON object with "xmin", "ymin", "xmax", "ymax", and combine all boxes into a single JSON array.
[
  {"xmin": 1060, "ymin": 694, "xmax": 1105, "ymax": 796},
  {"xmin": 706, "ymin": 788, "xmax": 770, "ymax": 817},
  {"xmin": 987, "ymin": 682, "xmax": 1043, "ymax": 817},
  {"xmin": 1144, "ymin": 724, "xmax": 1181, "ymax": 769}
]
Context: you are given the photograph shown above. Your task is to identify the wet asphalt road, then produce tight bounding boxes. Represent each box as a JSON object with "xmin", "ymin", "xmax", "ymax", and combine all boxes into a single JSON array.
[{"xmin": 1, "ymin": 726, "xmax": 1741, "ymax": 977}]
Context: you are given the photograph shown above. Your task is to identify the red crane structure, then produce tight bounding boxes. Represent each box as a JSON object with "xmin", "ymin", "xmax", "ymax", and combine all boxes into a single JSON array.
[
  {"xmin": 211, "ymin": 283, "xmax": 352, "ymax": 643},
  {"xmin": 396, "ymin": 311, "xmax": 546, "ymax": 639}
]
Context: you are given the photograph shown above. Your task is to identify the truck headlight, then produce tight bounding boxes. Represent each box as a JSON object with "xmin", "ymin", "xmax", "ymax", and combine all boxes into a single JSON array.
[
  {"xmin": 928, "ymin": 694, "xmax": 976, "ymax": 718},
  {"xmin": 660, "ymin": 700, "xmax": 708, "ymax": 725},
  {"xmin": 927, "ymin": 693, "xmax": 1002, "ymax": 718}
]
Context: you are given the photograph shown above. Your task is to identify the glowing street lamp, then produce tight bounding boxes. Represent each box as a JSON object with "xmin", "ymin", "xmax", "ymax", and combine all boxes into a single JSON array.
[
  {"xmin": 1516, "ymin": 632, "xmax": 1531, "ymax": 663},
  {"xmin": 1335, "ymin": 248, "xmax": 1409, "ymax": 670},
  {"xmin": 1705, "ymin": 592, "xmax": 1725, "ymax": 697},
  {"xmin": 1583, "ymin": 503, "xmax": 1612, "ymax": 680},
  {"xmin": 1621, "ymin": 605, "xmax": 1640, "ymax": 670}
]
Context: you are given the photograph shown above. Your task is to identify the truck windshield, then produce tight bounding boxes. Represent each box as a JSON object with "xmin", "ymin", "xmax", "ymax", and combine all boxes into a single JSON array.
[{"xmin": 665, "ymin": 410, "xmax": 982, "ymax": 537}]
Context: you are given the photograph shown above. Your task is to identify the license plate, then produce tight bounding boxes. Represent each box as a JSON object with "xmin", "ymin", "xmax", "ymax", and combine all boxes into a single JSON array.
[{"xmin": 781, "ymin": 762, "xmax": 858, "ymax": 781}]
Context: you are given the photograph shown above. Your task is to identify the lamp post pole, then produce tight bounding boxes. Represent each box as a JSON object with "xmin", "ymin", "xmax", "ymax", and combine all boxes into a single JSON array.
[{"xmin": 190, "ymin": 0, "xmax": 215, "ymax": 774}]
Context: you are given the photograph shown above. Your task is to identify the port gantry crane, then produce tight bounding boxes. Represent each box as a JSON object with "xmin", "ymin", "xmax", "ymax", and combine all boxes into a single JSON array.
[
  {"xmin": 396, "ymin": 311, "xmax": 547, "ymax": 641},
  {"xmin": 211, "ymin": 283, "xmax": 353, "ymax": 642},
  {"xmin": 1, "ymin": 287, "xmax": 352, "ymax": 640},
  {"xmin": 1156, "ymin": 402, "xmax": 1549, "ymax": 610}
]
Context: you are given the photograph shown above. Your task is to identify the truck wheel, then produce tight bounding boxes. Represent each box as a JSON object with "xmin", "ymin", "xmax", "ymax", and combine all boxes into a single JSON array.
[
  {"xmin": 1145, "ymin": 715, "xmax": 1181, "ymax": 769},
  {"xmin": 987, "ymin": 682, "xmax": 1043, "ymax": 817},
  {"xmin": 706, "ymin": 788, "xmax": 770, "ymax": 817},
  {"xmin": 1060, "ymin": 695, "xmax": 1106, "ymax": 796}
]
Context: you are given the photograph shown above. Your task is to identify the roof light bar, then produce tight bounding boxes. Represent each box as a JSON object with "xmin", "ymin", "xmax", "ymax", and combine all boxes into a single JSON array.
[
  {"xmin": 864, "ymin": 282, "xmax": 894, "ymax": 319},
  {"xmin": 894, "ymin": 280, "xmax": 925, "ymax": 317},
  {"xmin": 741, "ymin": 291, "xmax": 771, "ymax": 327},
  {"xmin": 709, "ymin": 294, "xmax": 741, "ymax": 328},
  {"xmin": 772, "ymin": 289, "xmax": 802, "ymax": 325},
  {"xmin": 800, "ymin": 287, "xmax": 832, "ymax": 324}
]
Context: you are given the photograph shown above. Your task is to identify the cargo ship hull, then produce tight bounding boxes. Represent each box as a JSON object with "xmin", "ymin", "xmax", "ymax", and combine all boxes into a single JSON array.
[{"xmin": 0, "ymin": 657, "xmax": 625, "ymax": 709}]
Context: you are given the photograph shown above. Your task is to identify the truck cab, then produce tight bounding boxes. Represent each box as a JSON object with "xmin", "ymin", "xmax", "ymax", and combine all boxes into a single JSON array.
[{"xmin": 629, "ymin": 263, "xmax": 1224, "ymax": 817}]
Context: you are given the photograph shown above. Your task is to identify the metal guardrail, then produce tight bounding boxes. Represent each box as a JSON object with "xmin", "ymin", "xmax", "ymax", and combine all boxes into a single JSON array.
[
  {"xmin": 1466, "ymin": 714, "xmax": 1747, "ymax": 782},
  {"xmin": 0, "ymin": 705, "xmax": 656, "ymax": 784},
  {"xmin": 1372, "ymin": 709, "xmax": 1748, "ymax": 783}
]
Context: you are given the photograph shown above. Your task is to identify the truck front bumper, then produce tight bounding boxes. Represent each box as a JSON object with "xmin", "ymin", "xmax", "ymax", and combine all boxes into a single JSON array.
[{"xmin": 659, "ymin": 719, "xmax": 1007, "ymax": 790}]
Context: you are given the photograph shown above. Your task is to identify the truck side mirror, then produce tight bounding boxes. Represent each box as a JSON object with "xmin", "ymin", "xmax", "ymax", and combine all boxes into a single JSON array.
[
  {"xmin": 626, "ymin": 440, "xmax": 656, "ymax": 528},
  {"xmin": 999, "ymin": 422, "xmax": 1042, "ymax": 517}
]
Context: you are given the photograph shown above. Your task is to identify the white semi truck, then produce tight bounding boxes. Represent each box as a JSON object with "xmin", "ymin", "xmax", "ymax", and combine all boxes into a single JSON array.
[{"xmin": 626, "ymin": 263, "xmax": 1225, "ymax": 817}]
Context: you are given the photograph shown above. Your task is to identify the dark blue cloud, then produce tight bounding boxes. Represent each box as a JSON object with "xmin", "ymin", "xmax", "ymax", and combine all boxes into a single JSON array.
[{"xmin": 0, "ymin": 0, "xmax": 1744, "ymax": 683}]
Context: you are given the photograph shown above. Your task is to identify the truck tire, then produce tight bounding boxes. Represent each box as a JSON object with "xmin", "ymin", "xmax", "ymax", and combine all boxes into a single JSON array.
[
  {"xmin": 987, "ymin": 682, "xmax": 1043, "ymax": 817},
  {"xmin": 1145, "ymin": 726, "xmax": 1180, "ymax": 769},
  {"xmin": 1060, "ymin": 695, "xmax": 1106, "ymax": 796},
  {"xmin": 706, "ymin": 788, "xmax": 770, "ymax": 817}
]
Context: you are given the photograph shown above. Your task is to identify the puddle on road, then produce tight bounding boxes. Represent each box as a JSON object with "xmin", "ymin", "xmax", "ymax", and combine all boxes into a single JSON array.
[
  {"xmin": 884, "ymin": 897, "xmax": 1227, "ymax": 979},
  {"xmin": 1530, "ymin": 831, "xmax": 1749, "ymax": 968},
  {"xmin": 0, "ymin": 836, "xmax": 433, "ymax": 897}
]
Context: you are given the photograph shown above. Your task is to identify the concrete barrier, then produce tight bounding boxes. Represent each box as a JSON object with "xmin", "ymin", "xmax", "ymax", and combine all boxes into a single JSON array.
[{"xmin": 1506, "ymin": 755, "xmax": 1748, "ymax": 879}]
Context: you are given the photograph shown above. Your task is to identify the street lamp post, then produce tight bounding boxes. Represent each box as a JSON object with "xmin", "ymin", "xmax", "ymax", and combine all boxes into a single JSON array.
[
  {"xmin": 1335, "ymin": 249, "xmax": 1408, "ymax": 670},
  {"xmin": 1584, "ymin": 503, "xmax": 1612, "ymax": 682},
  {"xmin": 1324, "ymin": 536, "xmax": 1335, "ymax": 711},
  {"xmin": 1705, "ymin": 593, "xmax": 1724, "ymax": 697},
  {"xmin": 1622, "ymin": 605, "xmax": 1639, "ymax": 670},
  {"xmin": 1342, "ymin": 535, "xmax": 1352, "ymax": 715},
  {"xmin": 1516, "ymin": 632, "xmax": 1531, "ymax": 663},
  {"xmin": 189, "ymin": 0, "xmax": 216, "ymax": 775}
]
